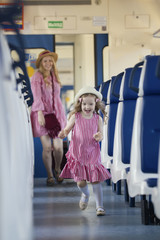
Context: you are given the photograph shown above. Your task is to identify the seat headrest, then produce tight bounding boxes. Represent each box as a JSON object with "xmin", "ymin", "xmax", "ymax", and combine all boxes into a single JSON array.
[
  {"xmin": 101, "ymin": 80, "xmax": 111, "ymax": 104},
  {"xmin": 142, "ymin": 55, "xmax": 160, "ymax": 95},
  {"xmin": 123, "ymin": 67, "xmax": 141, "ymax": 100},
  {"xmin": 110, "ymin": 74, "xmax": 123, "ymax": 103}
]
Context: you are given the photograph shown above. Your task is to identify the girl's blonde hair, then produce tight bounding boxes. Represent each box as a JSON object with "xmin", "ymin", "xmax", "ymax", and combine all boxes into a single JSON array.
[
  {"xmin": 69, "ymin": 93, "xmax": 108, "ymax": 123},
  {"xmin": 38, "ymin": 56, "xmax": 61, "ymax": 86}
]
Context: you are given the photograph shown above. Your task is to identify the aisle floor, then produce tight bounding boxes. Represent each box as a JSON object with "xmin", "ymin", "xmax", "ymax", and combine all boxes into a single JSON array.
[{"xmin": 33, "ymin": 178, "xmax": 160, "ymax": 240}]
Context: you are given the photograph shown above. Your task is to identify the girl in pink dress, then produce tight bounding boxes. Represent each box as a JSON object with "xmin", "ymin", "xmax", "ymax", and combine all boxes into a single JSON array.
[
  {"xmin": 58, "ymin": 86, "xmax": 111, "ymax": 216},
  {"xmin": 30, "ymin": 50, "xmax": 66, "ymax": 186}
]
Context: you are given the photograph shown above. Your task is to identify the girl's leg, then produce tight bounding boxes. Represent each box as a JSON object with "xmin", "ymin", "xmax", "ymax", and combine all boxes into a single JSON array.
[
  {"xmin": 92, "ymin": 181, "xmax": 105, "ymax": 216},
  {"xmin": 52, "ymin": 138, "xmax": 63, "ymax": 182},
  {"xmin": 40, "ymin": 135, "xmax": 54, "ymax": 186},
  {"xmin": 77, "ymin": 180, "xmax": 90, "ymax": 210}
]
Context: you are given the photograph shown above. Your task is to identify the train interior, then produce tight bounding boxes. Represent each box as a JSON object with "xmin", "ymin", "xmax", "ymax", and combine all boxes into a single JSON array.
[{"xmin": 1, "ymin": 0, "xmax": 160, "ymax": 239}]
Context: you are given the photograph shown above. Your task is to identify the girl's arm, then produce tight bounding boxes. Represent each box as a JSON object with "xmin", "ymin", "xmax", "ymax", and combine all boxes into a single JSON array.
[
  {"xmin": 93, "ymin": 116, "xmax": 103, "ymax": 142},
  {"xmin": 58, "ymin": 114, "xmax": 76, "ymax": 139}
]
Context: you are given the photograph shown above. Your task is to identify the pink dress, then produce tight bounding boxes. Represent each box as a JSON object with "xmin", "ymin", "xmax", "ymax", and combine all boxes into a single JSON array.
[
  {"xmin": 30, "ymin": 71, "xmax": 66, "ymax": 138},
  {"xmin": 60, "ymin": 112, "xmax": 111, "ymax": 182}
]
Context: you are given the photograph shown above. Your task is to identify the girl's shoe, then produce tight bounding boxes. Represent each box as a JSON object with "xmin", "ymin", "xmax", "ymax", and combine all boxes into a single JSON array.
[
  {"xmin": 96, "ymin": 207, "xmax": 105, "ymax": 216},
  {"xmin": 54, "ymin": 170, "xmax": 64, "ymax": 183},
  {"xmin": 79, "ymin": 193, "xmax": 89, "ymax": 210},
  {"xmin": 46, "ymin": 177, "xmax": 55, "ymax": 186}
]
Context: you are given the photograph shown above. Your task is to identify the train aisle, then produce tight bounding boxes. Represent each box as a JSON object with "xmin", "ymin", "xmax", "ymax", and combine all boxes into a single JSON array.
[{"xmin": 33, "ymin": 179, "xmax": 160, "ymax": 240}]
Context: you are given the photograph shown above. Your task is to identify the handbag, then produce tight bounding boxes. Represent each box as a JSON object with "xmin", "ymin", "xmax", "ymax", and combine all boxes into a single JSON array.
[{"xmin": 44, "ymin": 113, "xmax": 61, "ymax": 138}]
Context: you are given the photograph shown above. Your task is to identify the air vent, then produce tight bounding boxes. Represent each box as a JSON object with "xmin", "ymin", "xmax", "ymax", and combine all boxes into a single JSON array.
[{"xmin": 23, "ymin": 0, "xmax": 91, "ymax": 5}]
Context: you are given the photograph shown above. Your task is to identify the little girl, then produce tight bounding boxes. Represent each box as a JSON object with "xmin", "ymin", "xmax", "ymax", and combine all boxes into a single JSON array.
[{"xmin": 58, "ymin": 86, "xmax": 111, "ymax": 216}]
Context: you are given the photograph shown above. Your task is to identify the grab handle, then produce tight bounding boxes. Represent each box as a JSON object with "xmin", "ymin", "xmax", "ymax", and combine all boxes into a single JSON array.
[
  {"xmin": 111, "ymin": 72, "xmax": 124, "ymax": 98},
  {"xmin": 129, "ymin": 61, "xmax": 144, "ymax": 93}
]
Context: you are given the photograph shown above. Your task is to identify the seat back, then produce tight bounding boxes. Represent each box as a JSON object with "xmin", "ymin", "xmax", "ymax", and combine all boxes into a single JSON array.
[
  {"xmin": 139, "ymin": 55, "xmax": 160, "ymax": 96},
  {"xmin": 130, "ymin": 55, "xmax": 160, "ymax": 175},
  {"xmin": 140, "ymin": 56, "xmax": 160, "ymax": 173},
  {"xmin": 100, "ymin": 80, "xmax": 112, "ymax": 167},
  {"xmin": 141, "ymin": 96, "xmax": 160, "ymax": 173},
  {"xmin": 100, "ymin": 80, "xmax": 111, "ymax": 104},
  {"xmin": 108, "ymin": 73, "xmax": 123, "ymax": 156},
  {"xmin": 121, "ymin": 67, "xmax": 142, "ymax": 164},
  {"xmin": 111, "ymin": 67, "xmax": 142, "ymax": 183}
]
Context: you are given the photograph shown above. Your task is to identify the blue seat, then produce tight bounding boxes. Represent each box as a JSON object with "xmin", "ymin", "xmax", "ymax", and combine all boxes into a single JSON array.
[
  {"xmin": 108, "ymin": 73, "xmax": 123, "ymax": 157},
  {"xmin": 146, "ymin": 178, "xmax": 157, "ymax": 188},
  {"xmin": 101, "ymin": 75, "xmax": 123, "ymax": 169},
  {"xmin": 111, "ymin": 67, "xmax": 141, "ymax": 183},
  {"xmin": 146, "ymin": 56, "xmax": 160, "ymax": 219},
  {"xmin": 122, "ymin": 67, "xmax": 142, "ymax": 165},
  {"xmin": 107, "ymin": 73, "xmax": 124, "ymax": 193},
  {"xmin": 100, "ymin": 80, "xmax": 111, "ymax": 168},
  {"xmin": 141, "ymin": 96, "xmax": 160, "ymax": 174},
  {"xmin": 127, "ymin": 55, "xmax": 160, "ymax": 198},
  {"xmin": 151, "ymin": 152, "xmax": 160, "ymax": 219},
  {"xmin": 100, "ymin": 80, "xmax": 111, "ymax": 105}
]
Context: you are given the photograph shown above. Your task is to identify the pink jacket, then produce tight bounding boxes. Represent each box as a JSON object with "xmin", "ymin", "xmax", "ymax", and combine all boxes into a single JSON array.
[{"xmin": 30, "ymin": 71, "xmax": 66, "ymax": 138}]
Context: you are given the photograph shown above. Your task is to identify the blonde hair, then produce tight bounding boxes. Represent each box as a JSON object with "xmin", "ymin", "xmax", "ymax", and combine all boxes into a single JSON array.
[
  {"xmin": 38, "ymin": 56, "xmax": 61, "ymax": 86},
  {"xmin": 69, "ymin": 93, "xmax": 108, "ymax": 123}
]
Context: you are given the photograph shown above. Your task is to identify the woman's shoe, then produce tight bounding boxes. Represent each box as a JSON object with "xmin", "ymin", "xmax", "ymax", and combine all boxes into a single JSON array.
[
  {"xmin": 54, "ymin": 170, "xmax": 64, "ymax": 183},
  {"xmin": 46, "ymin": 177, "xmax": 55, "ymax": 186},
  {"xmin": 96, "ymin": 207, "xmax": 105, "ymax": 216}
]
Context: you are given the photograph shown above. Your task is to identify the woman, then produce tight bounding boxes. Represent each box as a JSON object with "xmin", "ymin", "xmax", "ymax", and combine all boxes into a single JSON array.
[{"xmin": 30, "ymin": 50, "xmax": 67, "ymax": 186}]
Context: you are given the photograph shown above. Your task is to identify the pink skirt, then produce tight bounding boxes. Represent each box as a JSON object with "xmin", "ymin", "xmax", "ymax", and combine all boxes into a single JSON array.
[{"xmin": 60, "ymin": 153, "xmax": 111, "ymax": 183}]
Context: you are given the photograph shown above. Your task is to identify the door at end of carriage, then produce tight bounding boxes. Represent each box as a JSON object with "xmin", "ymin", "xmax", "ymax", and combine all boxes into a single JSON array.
[{"xmin": 6, "ymin": 34, "xmax": 68, "ymax": 178}]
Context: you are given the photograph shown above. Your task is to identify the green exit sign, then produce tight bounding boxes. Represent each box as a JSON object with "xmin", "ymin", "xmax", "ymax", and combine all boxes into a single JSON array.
[{"xmin": 48, "ymin": 21, "xmax": 63, "ymax": 28}]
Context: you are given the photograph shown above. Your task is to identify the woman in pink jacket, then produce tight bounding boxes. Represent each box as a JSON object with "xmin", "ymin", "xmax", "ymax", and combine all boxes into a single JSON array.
[{"xmin": 30, "ymin": 50, "xmax": 67, "ymax": 186}]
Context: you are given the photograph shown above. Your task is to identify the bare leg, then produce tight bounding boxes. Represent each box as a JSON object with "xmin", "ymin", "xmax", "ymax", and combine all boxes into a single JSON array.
[
  {"xmin": 53, "ymin": 138, "xmax": 63, "ymax": 182},
  {"xmin": 77, "ymin": 180, "xmax": 87, "ymax": 188},
  {"xmin": 52, "ymin": 138, "xmax": 63, "ymax": 173},
  {"xmin": 40, "ymin": 135, "xmax": 53, "ymax": 178}
]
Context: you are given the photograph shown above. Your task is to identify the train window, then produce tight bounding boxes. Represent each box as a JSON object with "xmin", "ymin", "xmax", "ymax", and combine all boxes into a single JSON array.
[
  {"xmin": 55, "ymin": 44, "xmax": 74, "ymax": 113},
  {"xmin": 10, "ymin": 48, "xmax": 44, "ymax": 76},
  {"xmin": 25, "ymin": 48, "xmax": 45, "ymax": 78}
]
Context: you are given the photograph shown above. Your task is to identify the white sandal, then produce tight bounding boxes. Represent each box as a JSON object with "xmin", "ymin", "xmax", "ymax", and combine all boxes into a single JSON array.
[{"xmin": 96, "ymin": 207, "xmax": 105, "ymax": 216}]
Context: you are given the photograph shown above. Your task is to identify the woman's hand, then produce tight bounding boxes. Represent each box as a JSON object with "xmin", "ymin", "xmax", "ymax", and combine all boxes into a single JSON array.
[
  {"xmin": 58, "ymin": 129, "xmax": 68, "ymax": 139},
  {"xmin": 93, "ymin": 131, "xmax": 103, "ymax": 142},
  {"xmin": 58, "ymin": 129, "xmax": 67, "ymax": 139},
  {"xmin": 58, "ymin": 114, "xmax": 75, "ymax": 139},
  {"xmin": 38, "ymin": 111, "xmax": 45, "ymax": 127}
]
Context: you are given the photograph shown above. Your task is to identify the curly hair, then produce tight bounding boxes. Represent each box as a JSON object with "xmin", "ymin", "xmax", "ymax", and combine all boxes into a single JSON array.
[
  {"xmin": 69, "ymin": 93, "xmax": 108, "ymax": 123},
  {"xmin": 38, "ymin": 56, "xmax": 61, "ymax": 86}
]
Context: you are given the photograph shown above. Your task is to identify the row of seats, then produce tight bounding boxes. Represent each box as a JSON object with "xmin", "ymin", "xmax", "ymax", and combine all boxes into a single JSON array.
[
  {"xmin": 99, "ymin": 55, "xmax": 160, "ymax": 224},
  {"xmin": 0, "ymin": 11, "xmax": 34, "ymax": 240}
]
